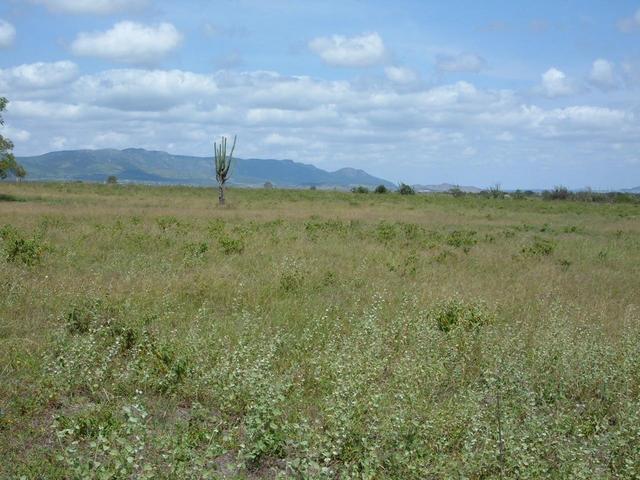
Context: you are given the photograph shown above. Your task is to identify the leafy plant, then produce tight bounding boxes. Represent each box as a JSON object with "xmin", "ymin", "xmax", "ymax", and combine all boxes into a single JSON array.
[
  {"xmin": 522, "ymin": 237, "xmax": 555, "ymax": 256},
  {"xmin": 0, "ymin": 225, "xmax": 46, "ymax": 266},
  {"xmin": 398, "ymin": 183, "xmax": 415, "ymax": 195},
  {"xmin": 219, "ymin": 235, "xmax": 245, "ymax": 254}
]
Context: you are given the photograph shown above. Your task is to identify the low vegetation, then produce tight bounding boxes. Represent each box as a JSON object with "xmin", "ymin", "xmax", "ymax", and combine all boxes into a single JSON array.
[{"xmin": 1, "ymin": 182, "xmax": 639, "ymax": 478}]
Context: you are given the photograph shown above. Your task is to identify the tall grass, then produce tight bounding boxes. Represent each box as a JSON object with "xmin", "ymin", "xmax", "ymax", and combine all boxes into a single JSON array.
[{"xmin": 1, "ymin": 182, "xmax": 639, "ymax": 478}]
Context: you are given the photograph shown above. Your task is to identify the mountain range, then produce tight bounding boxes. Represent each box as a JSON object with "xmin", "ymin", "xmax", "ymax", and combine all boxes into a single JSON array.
[{"xmin": 16, "ymin": 148, "xmax": 396, "ymax": 189}]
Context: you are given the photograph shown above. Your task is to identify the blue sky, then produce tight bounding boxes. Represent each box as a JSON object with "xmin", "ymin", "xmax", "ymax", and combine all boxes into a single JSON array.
[{"xmin": 1, "ymin": 0, "xmax": 639, "ymax": 188}]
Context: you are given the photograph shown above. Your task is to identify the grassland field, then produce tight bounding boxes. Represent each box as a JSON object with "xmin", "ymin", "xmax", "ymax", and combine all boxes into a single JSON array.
[{"xmin": 1, "ymin": 182, "xmax": 639, "ymax": 479}]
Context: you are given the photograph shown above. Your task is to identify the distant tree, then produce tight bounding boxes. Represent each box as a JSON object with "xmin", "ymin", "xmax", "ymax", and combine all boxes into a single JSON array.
[
  {"xmin": 14, "ymin": 163, "xmax": 27, "ymax": 182},
  {"xmin": 214, "ymin": 135, "xmax": 236, "ymax": 206},
  {"xmin": 488, "ymin": 182, "xmax": 504, "ymax": 199},
  {"xmin": 543, "ymin": 185, "xmax": 570, "ymax": 200},
  {"xmin": 448, "ymin": 186, "xmax": 464, "ymax": 197},
  {"xmin": 263, "ymin": 181, "xmax": 273, "ymax": 189},
  {"xmin": 309, "ymin": 185, "xmax": 317, "ymax": 191},
  {"xmin": 374, "ymin": 184, "xmax": 388, "ymax": 194},
  {"xmin": 106, "ymin": 175, "xmax": 118, "ymax": 185},
  {"xmin": 351, "ymin": 185, "xmax": 369, "ymax": 194},
  {"xmin": 398, "ymin": 183, "xmax": 415, "ymax": 195},
  {"xmin": 0, "ymin": 97, "xmax": 26, "ymax": 181}
]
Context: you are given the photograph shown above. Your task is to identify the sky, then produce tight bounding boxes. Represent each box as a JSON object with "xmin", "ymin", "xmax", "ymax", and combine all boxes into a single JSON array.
[{"xmin": 1, "ymin": 0, "xmax": 640, "ymax": 189}]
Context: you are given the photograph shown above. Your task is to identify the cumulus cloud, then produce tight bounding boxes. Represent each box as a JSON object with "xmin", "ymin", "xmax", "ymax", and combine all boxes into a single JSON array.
[
  {"xmin": 32, "ymin": 0, "xmax": 147, "ymax": 15},
  {"xmin": 71, "ymin": 69, "xmax": 217, "ymax": 111},
  {"xmin": 1, "ymin": 125, "xmax": 31, "ymax": 142},
  {"xmin": 309, "ymin": 32, "xmax": 387, "ymax": 67},
  {"xmin": 71, "ymin": 21, "xmax": 182, "ymax": 64},
  {"xmin": 384, "ymin": 66, "xmax": 418, "ymax": 84},
  {"xmin": 264, "ymin": 133, "xmax": 306, "ymax": 146},
  {"xmin": 617, "ymin": 8, "xmax": 640, "ymax": 33},
  {"xmin": 3, "ymin": 64, "xmax": 639, "ymax": 187},
  {"xmin": 0, "ymin": 61, "xmax": 78, "ymax": 90},
  {"xmin": 589, "ymin": 59, "xmax": 616, "ymax": 90},
  {"xmin": 541, "ymin": 68, "xmax": 573, "ymax": 97},
  {"xmin": 0, "ymin": 20, "xmax": 16, "ymax": 48},
  {"xmin": 436, "ymin": 53, "xmax": 486, "ymax": 73}
]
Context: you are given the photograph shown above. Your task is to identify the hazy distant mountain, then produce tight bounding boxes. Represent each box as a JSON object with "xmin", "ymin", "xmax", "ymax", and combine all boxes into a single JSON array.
[
  {"xmin": 622, "ymin": 186, "xmax": 640, "ymax": 193},
  {"xmin": 413, "ymin": 183, "xmax": 482, "ymax": 193},
  {"xmin": 16, "ymin": 148, "xmax": 395, "ymax": 189}
]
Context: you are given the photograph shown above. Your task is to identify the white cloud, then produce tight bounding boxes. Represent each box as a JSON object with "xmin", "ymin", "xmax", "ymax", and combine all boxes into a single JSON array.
[
  {"xmin": 32, "ymin": 0, "xmax": 147, "ymax": 15},
  {"xmin": 617, "ymin": 8, "xmax": 640, "ymax": 33},
  {"xmin": 0, "ymin": 20, "xmax": 16, "ymax": 48},
  {"xmin": 309, "ymin": 32, "xmax": 387, "ymax": 67},
  {"xmin": 436, "ymin": 53, "xmax": 486, "ymax": 73},
  {"xmin": 1, "ymin": 125, "xmax": 31, "ymax": 142},
  {"xmin": 71, "ymin": 21, "xmax": 182, "ymax": 64},
  {"xmin": 72, "ymin": 69, "xmax": 217, "ymax": 111},
  {"xmin": 4, "ymin": 65, "xmax": 639, "ymax": 187},
  {"xmin": 462, "ymin": 146, "xmax": 477, "ymax": 156},
  {"xmin": 264, "ymin": 133, "xmax": 306, "ymax": 146},
  {"xmin": 589, "ymin": 59, "xmax": 616, "ymax": 90},
  {"xmin": 0, "ymin": 61, "xmax": 78, "ymax": 90},
  {"xmin": 384, "ymin": 66, "xmax": 418, "ymax": 84},
  {"xmin": 541, "ymin": 68, "xmax": 573, "ymax": 97}
]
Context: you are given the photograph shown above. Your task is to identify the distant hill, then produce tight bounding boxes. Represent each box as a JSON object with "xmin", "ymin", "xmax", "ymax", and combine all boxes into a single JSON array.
[
  {"xmin": 413, "ymin": 183, "xmax": 482, "ymax": 193},
  {"xmin": 16, "ymin": 148, "xmax": 395, "ymax": 189},
  {"xmin": 622, "ymin": 186, "xmax": 640, "ymax": 193}
]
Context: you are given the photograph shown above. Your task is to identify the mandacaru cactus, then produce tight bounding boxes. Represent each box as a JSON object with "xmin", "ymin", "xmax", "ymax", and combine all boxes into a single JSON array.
[{"xmin": 214, "ymin": 135, "xmax": 236, "ymax": 205}]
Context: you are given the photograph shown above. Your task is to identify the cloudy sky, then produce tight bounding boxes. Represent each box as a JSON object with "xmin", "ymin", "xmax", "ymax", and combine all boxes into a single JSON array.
[{"xmin": 1, "ymin": 0, "xmax": 640, "ymax": 188}]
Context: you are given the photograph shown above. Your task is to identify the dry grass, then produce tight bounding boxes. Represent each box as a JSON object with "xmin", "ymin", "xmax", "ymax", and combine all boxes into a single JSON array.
[{"xmin": 1, "ymin": 182, "xmax": 639, "ymax": 478}]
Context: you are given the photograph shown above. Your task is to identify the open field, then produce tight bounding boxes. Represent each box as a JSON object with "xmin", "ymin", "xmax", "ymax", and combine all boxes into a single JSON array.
[{"xmin": 1, "ymin": 182, "xmax": 639, "ymax": 479}]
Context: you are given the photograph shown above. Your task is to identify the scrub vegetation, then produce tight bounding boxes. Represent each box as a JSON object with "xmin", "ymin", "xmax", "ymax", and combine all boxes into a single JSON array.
[{"xmin": 1, "ymin": 182, "xmax": 639, "ymax": 479}]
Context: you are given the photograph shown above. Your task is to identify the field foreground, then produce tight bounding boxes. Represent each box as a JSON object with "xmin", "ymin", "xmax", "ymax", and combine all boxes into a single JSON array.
[{"xmin": 1, "ymin": 183, "xmax": 639, "ymax": 479}]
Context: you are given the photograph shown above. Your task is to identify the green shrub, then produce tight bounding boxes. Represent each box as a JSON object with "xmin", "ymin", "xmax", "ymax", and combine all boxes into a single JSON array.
[
  {"xmin": 522, "ymin": 237, "xmax": 555, "ymax": 256},
  {"xmin": 351, "ymin": 186, "xmax": 370, "ymax": 194},
  {"xmin": 374, "ymin": 184, "xmax": 388, "ymax": 194},
  {"xmin": 543, "ymin": 186, "xmax": 570, "ymax": 200},
  {"xmin": 398, "ymin": 183, "xmax": 415, "ymax": 195},
  {"xmin": 0, "ymin": 225, "xmax": 46, "ymax": 266},
  {"xmin": 431, "ymin": 297, "xmax": 492, "ymax": 333},
  {"xmin": 448, "ymin": 186, "xmax": 465, "ymax": 197},
  {"xmin": 446, "ymin": 230, "xmax": 477, "ymax": 250},
  {"xmin": 156, "ymin": 215, "xmax": 180, "ymax": 232},
  {"xmin": 184, "ymin": 241, "xmax": 209, "ymax": 259},
  {"xmin": 219, "ymin": 235, "xmax": 245, "ymax": 254}
]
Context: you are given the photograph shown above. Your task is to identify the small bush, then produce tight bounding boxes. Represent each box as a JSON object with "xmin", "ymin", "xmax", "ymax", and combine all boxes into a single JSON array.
[
  {"xmin": 398, "ymin": 183, "xmax": 415, "ymax": 195},
  {"xmin": 351, "ymin": 186, "xmax": 370, "ymax": 194},
  {"xmin": 106, "ymin": 175, "xmax": 118, "ymax": 185},
  {"xmin": 156, "ymin": 216, "xmax": 180, "ymax": 232},
  {"xmin": 446, "ymin": 230, "xmax": 477, "ymax": 250},
  {"xmin": 522, "ymin": 237, "xmax": 555, "ymax": 256},
  {"xmin": 376, "ymin": 221, "xmax": 397, "ymax": 242},
  {"xmin": 219, "ymin": 235, "xmax": 245, "ymax": 255},
  {"xmin": 0, "ymin": 225, "xmax": 46, "ymax": 266},
  {"xmin": 184, "ymin": 241, "xmax": 209, "ymax": 259},
  {"xmin": 543, "ymin": 186, "xmax": 570, "ymax": 200},
  {"xmin": 374, "ymin": 184, "xmax": 388, "ymax": 194},
  {"xmin": 431, "ymin": 297, "xmax": 492, "ymax": 333},
  {"xmin": 448, "ymin": 186, "xmax": 465, "ymax": 197}
]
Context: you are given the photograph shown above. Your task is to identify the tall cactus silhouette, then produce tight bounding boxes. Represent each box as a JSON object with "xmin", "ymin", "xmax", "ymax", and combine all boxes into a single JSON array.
[{"xmin": 214, "ymin": 135, "xmax": 236, "ymax": 205}]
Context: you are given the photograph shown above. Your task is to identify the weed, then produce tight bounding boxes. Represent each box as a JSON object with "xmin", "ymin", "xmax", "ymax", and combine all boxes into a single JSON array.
[
  {"xmin": 0, "ymin": 225, "xmax": 46, "ymax": 265},
  {"xmin": 522, "ymin": 237, "xmax": 555, "ymax": 256},
  {"xmin": 430, "ymin": 297, "xmax": 492, "ymax": 333},
  {"xmin": 219, "ymin": 235, "xmax": 245, "ymax": 255}
]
